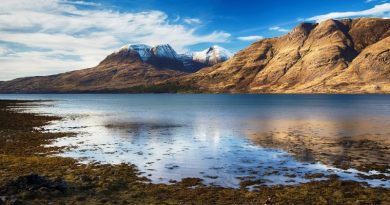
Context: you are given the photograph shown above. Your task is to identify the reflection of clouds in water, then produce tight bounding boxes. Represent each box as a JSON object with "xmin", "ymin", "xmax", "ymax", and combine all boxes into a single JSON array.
[
  {"xmin": 192, "ymin": 116, "xmax": 223, "ymax": 145},
  {"xmin": 51, "ymin": 112, "xmax": 390, "ymax": 188}
]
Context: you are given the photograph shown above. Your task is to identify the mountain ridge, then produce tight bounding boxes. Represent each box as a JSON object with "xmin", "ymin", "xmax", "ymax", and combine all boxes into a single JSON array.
[
  {"xmin": 0, "ymin": 17, "xmax": 389, "ymax": 93},
  {"xmin": 105, "ymin": 44, "xmax": 232, "ymax": 72},
  {"xmin": 0, "ymin": 44, "xmax": 231, "ymax": 93},
  {"xmin": 175, "ymin": 18, "xmax": 390, "ymax": 93}
]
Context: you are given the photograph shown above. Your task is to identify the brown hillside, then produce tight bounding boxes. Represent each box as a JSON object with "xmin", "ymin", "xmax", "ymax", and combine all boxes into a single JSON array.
[
  {"xmin": 178, "ymin": 18, "xmax": 390, "ymax": 93},
  {"xmin": 0, "ymin": 50, "xmax": 184, "ymax": 93}
]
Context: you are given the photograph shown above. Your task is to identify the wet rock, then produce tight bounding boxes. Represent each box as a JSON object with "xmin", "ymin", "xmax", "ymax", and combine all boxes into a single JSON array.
[
  {"xmin": 100, "ymin": 198, "xmax": 109, "ymax": 203},
  {"xmin": 79, "ymin": 175, "xmax": 92, "ymax": 182},
  {"xmin": 328, "ymin": 174, "xmax": 340, "ymax": 179},
  {"xmin": 10, "ymin": 199, "xmax": 23, "ymax": 205},
  {"xmin": 0, "ymin": 196, "xmax": 22, "ymax": 205},
  {"xmin": 357, "ymin": 173, "xmax": 390, "ymax": 180},
  {"xmin": 240, "ymin": 179, "xmax": 266, "ymax": 188},
  {"xmin": 179, "ymin": 178, "xmax": 203, "ymax": 187},
  {"xmin": 284, "ymin": 173, "xmax": 297, "ymax": 178},
  {"xmin": 0, "ymin": 174, "xmax": 68, "ymax": 196},
  {"xmin": 204, "ymin": 175, "xmax": 219, "ymax": 179},
  {"xmin": 165, "ymin": 164, "xmax": 179, "ymax": 170},
  {"xmin": 265, "ymin": 196, "xmax": 273, "ymax": 205},
  {"xmin": 76, "ymin": 196, "xmax": 86, "ymax": 201},
  {"xmin": 304, "ymin": 173, "xmax": 325, "ymax": 179}
]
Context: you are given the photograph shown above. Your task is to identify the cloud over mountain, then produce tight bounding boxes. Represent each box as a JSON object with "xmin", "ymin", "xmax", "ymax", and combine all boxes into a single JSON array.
[
  {"xmin": 0, "ymin": 0, "xmax": 230, "ymax": 80},
  {"xmin": 307, "ymin": 3, "xmax": 390, "ymax": 22},
  {"xmin": 269, "ymin": 27, "xmax": 289, "ymax": 32},
  {"xmin": 237, "ymin": 36, "xmax": 264, "ymax": 41}
]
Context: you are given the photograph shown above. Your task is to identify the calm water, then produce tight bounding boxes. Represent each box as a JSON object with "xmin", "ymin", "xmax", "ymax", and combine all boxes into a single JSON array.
[{"xmin": 1, "ymin": 94, "xmax": 390, "ymax": 188}]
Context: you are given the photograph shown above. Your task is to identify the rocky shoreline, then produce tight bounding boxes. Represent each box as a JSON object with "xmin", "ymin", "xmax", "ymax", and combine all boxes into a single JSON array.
[{"xmin": 0, "ymin": 100, "xmax": 389, "ymax": 204}]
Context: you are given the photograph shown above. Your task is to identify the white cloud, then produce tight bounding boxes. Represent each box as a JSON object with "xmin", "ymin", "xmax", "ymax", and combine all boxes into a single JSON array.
[
  {"xmin": 269, "ymin": 26, "xmax": 289, "ymax": 32},
  {"xmin": 173, "ymin": 16, "xmax": 181, "ymax": 22},
  {"xmin": 0, "ymin": 47, "xmax": 10, "ymax": 56},
  {"xmin": 183, "ymin": 18, "xmax": 202, "ymax": 25},
  {"xmin": 237, "ymin": 35, "xmax": 264, "ymax": 41},
  {"xmin": 0, "ymin": 49, "xmax": 95, "ymax": 80},
  {"xmin": 307, "ymin": 3, "xmax": 390, "ymax": 22},
  {"xmin": 60, "ymin": 0, "xmax": 100, "ymax": 6},
  {"xmin": 0, "ymin": 0, "xmax": 230, "ymax": 81},
  {"xmin": 365, "ymin": 0, "xmax": 387, "ymax": 3}
]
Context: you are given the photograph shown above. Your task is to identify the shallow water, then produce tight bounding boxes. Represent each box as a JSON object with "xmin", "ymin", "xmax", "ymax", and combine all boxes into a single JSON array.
[{"xmin": 1, "ymin": 94, "xmax": 389, "ymax": 188}]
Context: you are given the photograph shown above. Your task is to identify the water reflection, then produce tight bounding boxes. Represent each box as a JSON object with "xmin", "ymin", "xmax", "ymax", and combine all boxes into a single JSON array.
[
  {"xmin": 0, "ymin": 94, "xmax": 389, "ymax": 188},
  {"xmin": 246, "ymin": 117, "xmax": 390, "ymax": 169},
  {"xmin": 45, "ymin": 114, "xmax": 390, "ymax": 188}
]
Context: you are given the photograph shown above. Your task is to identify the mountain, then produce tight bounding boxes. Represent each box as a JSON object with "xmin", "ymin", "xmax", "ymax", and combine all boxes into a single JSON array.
[
  {"xmin": 0, "ymin": 18, "xmax": 389, "ymax": 94},
  {"xmin": 179, "ymin": 53, "xmax": 207, "ymax": 73},
  {"xmin": 105, "ymin": 44, "xmax": 232, "ymax": 72},
  {"xmin": 119, "ymin": 44, "xmax": 152, "ymax": 61},
  {"xmin": 0, "ymin": 49, "xmax": 185, "ymax": 93},
  {"xmin": 192, "ymin": 45, "xmax": 233, "ymax": 66},
  {"xmin": 0, "ymin": 44, "xmax": 231, "ymax": 93},
  {"xmin": 177, "ymin": 18, "xmax": 390, "ymax": 93},
  {"xmin": 112, "ymin": 44, "xmax": 185, "ymax": 72},
  {"xmin": 147, "ymin": 44, "xmax": 186, "ymax": 71},
  {"xmin": 178, "ymin": 45, "xmax": 233, "ymax": 72}
]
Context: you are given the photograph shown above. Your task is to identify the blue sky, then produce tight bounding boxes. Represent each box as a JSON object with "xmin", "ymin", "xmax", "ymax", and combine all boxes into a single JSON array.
[
  {"xmin": 0, "ymin": 0, "xmax": 389, "ymax": 80},
  {"xmin": 100, "ymin": 0, "xmax": 390, "ymax": 51}
]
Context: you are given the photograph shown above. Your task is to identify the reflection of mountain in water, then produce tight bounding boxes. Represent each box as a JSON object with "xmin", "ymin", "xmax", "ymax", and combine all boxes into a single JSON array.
[{"xmin": 246, "ymin": 118, "xmax": 390, "ymax": 170}]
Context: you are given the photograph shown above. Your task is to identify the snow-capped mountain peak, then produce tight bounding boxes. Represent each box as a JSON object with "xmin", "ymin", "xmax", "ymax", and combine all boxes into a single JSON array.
[
  {"xmin": 114, "ymin": 43, "xmax": 232, "ymax": 72},
  {"xmin": 150, "ymin": 44, "xmax": 179, "ymax": 59},
  {"xmin": 192, "ymin": 45, "xmax": 232, "ymax": 65},
  {"xmin": 119, "ymin": 44, "xmax": 152, "ymax": 61}
]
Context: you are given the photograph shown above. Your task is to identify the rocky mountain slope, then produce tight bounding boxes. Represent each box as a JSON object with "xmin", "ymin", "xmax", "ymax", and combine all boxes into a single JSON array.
[
  {"xmin": 0, "ymin": 49, "xmax": 185, "ymax": 93},
  {"xmin": 0, "ymin": 44, "xmax": 231, "ymax": 93},
  {"xmin": 178, "ymin": 18, "xmax": 390, "ymax": 93}
]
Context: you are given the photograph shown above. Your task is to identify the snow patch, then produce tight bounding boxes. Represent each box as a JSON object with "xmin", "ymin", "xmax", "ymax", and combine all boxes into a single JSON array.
[
  {"xmin": 119, "ymin": 44, "xmax": 152, "ymax": 61},
  {"xmin": 116, "ymin": 44, "xmax": 233, "ymax": 68},
  {"xmin": 192, "ymin": 45, "xmax": 233, "ymax": 65},
  {"xmin": 151, "ymin": 44, "xmax": 179, "ymax": 59}
]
